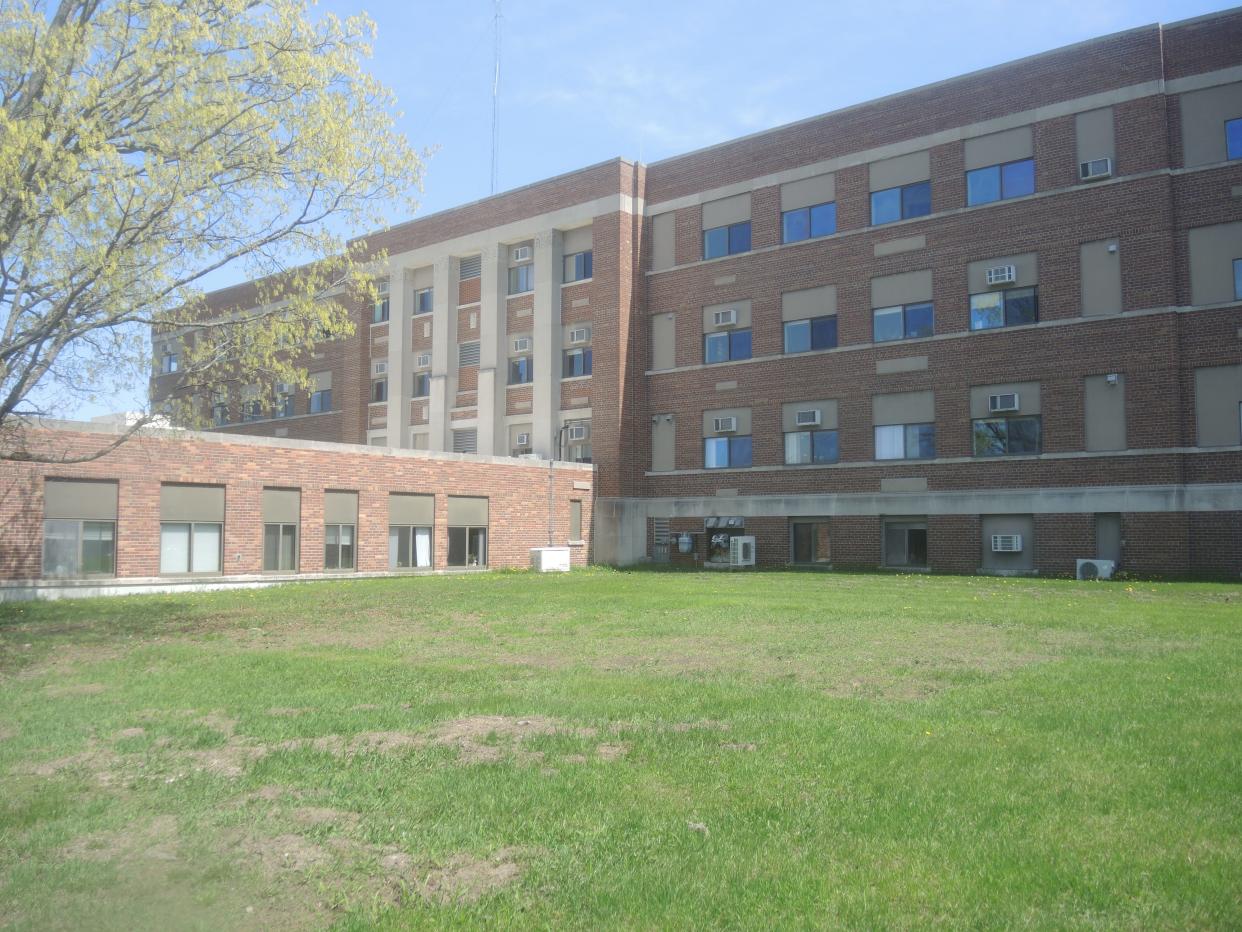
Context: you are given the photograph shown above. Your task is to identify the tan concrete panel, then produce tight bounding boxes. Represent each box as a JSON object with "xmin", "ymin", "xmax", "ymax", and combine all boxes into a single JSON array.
[
  {"xmin": 160, "ymin": 484, "xmax": 225, "ymax": 522},
  {"xmin": 44, "ymin": 479, "xmax": 119, "ymax": 520},
  {"xmin": 651, "ymin": 416, "xmax": 676, "ymax": 472},
  {"xmin": 410, "ymin": 266, "xmax": 434, "ymax": 290},
  {"xmin": 702, "ymin": 299, "xmax": 753, "ymax": 333},
  {"xmin": 1075, "ymin": 107, "xmax": 1115, "ymax": 166},
  {"xmin": 869, "ymin": 150, "xmax": 930, "ymax": 191},
  {"xmin": 447, "ymin": 495, "xmax": 489, "ymax": 526},
  {"xmin": 702, "ymin": 407, "xmax": 752, "ymax": 436},
  {"xmin": 561, "ymin": 226, "xmax": 593, "ymax": 255},
  {"xmin": 1194, "ymin": 364, "xmax": 1242, "ymax": 446},
  {"xmin": 874, "ymin": 234, "xmax": 926, "ymax": 257},
  {"xmin": 981, "ymin": 514, "xmax": 1035, "ymax": 571},
  {"xmin": 970, "ymin": 381, "xmax": 1041, "ymax": 418},
  {"xmin": 310, "ymin": 370, "xmax": 332, "ymax": 391},
  {"xmin": 324, "ymin": 491, "xmax": 358, "ymax": 525},
  {"xmin": 651, "ymin": 213, "xmax": 676, "ymax": 271},
  {"xmin": 1080, "ymin": 239, "xmax": 1122, "ymax": 316},
  {"xmin": 876, "ymin": 356, "xmax": 928, "ymax": 375},
  {"xmin": 873, "ymin": 390, "xmax": 934, "ymax": 426},
  {"xmin": 871, "ymin": 270, "xmax": 933, "ymax": 308},
  {"xmin": 964, "ymin": 126, "xmax": 1033, "ymax": 171},
  {"xmin": 1188, "ymin": 221, "xmax": 1242, "ymax": 305},
  {"xmin": 781, "ymin": 285, "xmax": 836, "ymax": 321},
  {"xmin": 261, "ymin": 488, "xmax": 300, "ymax": 524},
  {"xmin": 507, "ymin": 423, "xmax": 534, "ymax": 451},
  {"xmin": 967, "ymin": 253, "xmax": 1039, "ymax": 293},
  {"xmin": 651, "ymin": 313, "xmax": 676, "ymax": 370},
  {"xmin": 701, "ymin": 193, "xmax": 751, "ymax": 229},
  {"xmin": 388, "ymin": 493, "xmax": 434, "ymax": 526},
  {"xmin": 1084, "ymin": 374, "xmax": 1126, "ymax": 451},
  {"xmin": 1180, "ymin": 81, "xmax": 1242, "ymax": 167},
  {"xmin": 780, "ymin": 173, "xmax": 835, "ymax": 211},
  {"xmin": 781, "ymin": 399, "xmax": 839, "ymax": 431}
]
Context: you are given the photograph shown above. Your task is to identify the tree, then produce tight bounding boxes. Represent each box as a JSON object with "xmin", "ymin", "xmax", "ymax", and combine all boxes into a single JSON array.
[{"xmin": 0, "ymin": 0, "xmax": 423, "ymax": 461}]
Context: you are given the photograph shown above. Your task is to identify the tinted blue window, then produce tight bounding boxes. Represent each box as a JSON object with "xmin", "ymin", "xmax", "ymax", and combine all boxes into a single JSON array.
[
  {"xmin": 966, "ymin": 165, "xmax": 1001, "ymax": 205},
  {"xmin": 1004, "ymin": 287, "xmax": 1038, "ymax": 326},
  {"xmin": 812, "ymin": 430, "xmax": 839, "ymax": 464},
  {"xmin": 870, "ymin": 187, "xmax": 901, "ymax": 225},
  {"xmin": 704, "ymin": 437, "xmax": 729, "ymax": 468},
  {"xmin": 783, "ymin": 320, "xmax": 811, "ymax": 353},
  {"xmin": 728, "ymin": 222, "xmax": 751, "ymax": 254},
  {"xmin": 729, "ymin": 329, "xmax": 752, "ymax": 360},
  {"xmin": 904, "ymin": 302, "xmax": 934, "ymax": 338},
  {"xmin": 873, "ymin": 307, "xmax": 903, "ymax": 342},
  {"xmin": 810, "ymin": 316, "xmax": 837, "ymax": 349},
  {"xmin": 902, "ymin": 182, "xmax": 931, "ymax": 218},
  {"xmin": 704, "ymin": 332, "xmax": 729, "ymax": 363},
  {"xmin": 1227, "ymin": 118, "xmax": 1242, "ymax": 160},
  {"xmin": 907, "ymin": 423, "xmax": 936, "ymax": 459},
  {"xmin": 703, "ymin": 226, "xmax": 728, "ymax": 259},
  {"xmin": 1235, "ymin": 258, "xmax": 1242, "ymax": 300},
  {"xmin": 729, "ymin": 436, "xmax": 753, "ymax": 468},
  {"xmin": 782, "ymin": 209, "xmax": 810, "ymax": 243},
  {"xmin": 1002, "ymin": 159, "xmax": 1035, "ymax": 197},
  {"xmin": 810, "ymin": 202, "xmax": 837, "ymax": 237}
]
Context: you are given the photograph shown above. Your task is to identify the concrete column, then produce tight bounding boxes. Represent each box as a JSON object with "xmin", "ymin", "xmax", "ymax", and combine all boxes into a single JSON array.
[
  {"xmin": 477, "ymin": 244, "xmax": 506, "ymax": 455},
  {"xmin": 429, "ymin": 256, "xmax": 459, "ymax": 452},
  {"xmin": 531, "ymin": 229, "xmax": 563, "ymax": 459},
  {"xmin": 385, "ymin": 264, "xmax": 409, "ymax": 446}
]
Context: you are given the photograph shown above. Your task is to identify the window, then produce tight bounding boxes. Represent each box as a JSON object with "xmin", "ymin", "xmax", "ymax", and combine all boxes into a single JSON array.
[
  {"xmin": 870, "ymin": 181, "xmax": 931, "ymax": 225},
  {"xmin": 389, "ymin": 525, "xmax": 432, "ymax": 569},
  {"xmin": 970, "ymin": 286, "xmax": 1038, "ymax": 330},
  {"xmin": 972, "ymin": 416, "xmax": 1042, "ymax": 456},
  {"xmin": 413, "ymin": 372, "xmax": 430, "ymax": 397},
  {"xmin": 783, "ymin": 316, "xmax": 837, "ymax": 353},
  {"xmin": 452, "ymin": 429, "xmax": 477, "ymax": 454},
  {"xmin": 43, "ymin": 520, "xmax": 115, "ymax": 577},
  {"xmin": 791, "ymin": 521, "xmax": 831, "ymax": 564},
  {"xmin": 1234, "ymin": 258, "xmax": 1242, "ymax": 300},
  {"xmin": 262, "ymin": 524, "xmax": 297, "ymax": 572},
  {"xmin": 211, "ymin": 399, "xmax": 229, "ymax": 426},
  {"xmin": 241, "ymin": 399, "xmax": 263, "ymax": 422},
  {"xmin": 570, "ymin": 500, "xmax": 583, "ymax": 542},
  {"xmin": 1227, "ymin": 117, "xmax": 1242, "ymax": 160},
  {"xmin": 324, "ymin": 524, "xmax": 355, "ymax": 571},
  {"xmin": 873, "ymin": 302, "xmax": 934, "ymax": 342},
  {"xmin": 159, "ymin": 523, "xmax": 221, "ymax": 574},
  {"xmin": 781, "ymin": 202, "xmax": 837, "ymax": 243},
  {"xmin": 448, "ymin": 527, "xmax": 487, "ymax": 566},
  {"xmin": 459, "ymin": 341, "xmax": 481, "ymax": 367},
  {"xmin": 509, "ymin": 356, "xmax": 532, "ymax": 385},
  {"xmin": 274, "ymin": 390, "xmax": 293, "ymax": 418},
  {"xmin": 704, "ymin": 434, "xmax": 753, "ymax": 469},
  {"xmin": 415, "ymin": 287, "xmax": 434, "ymax": 314},
  {"xmin": 563, "ymin": 347, "xmax": 592, "ymax": 377},
  {"xmin": 371, "ymin": 379, "xmax": 388, "ymax": 403},
  {"xmin": 884, "ymin": 520, "xmax": 928, "ymax": 568},
  {"xmin": 564, "ymin": 250, "xmax": 593, "ymax": 282},
  {"xmin": 704, "ymin": 329, "xmax": 752, "ymax": 364},
  {"xmin": 309, "ymin": 387, "xmax": 331, "ymax": 413},
  {"xmin": 372, "ymin": 295, "xmax": 390, "ymax": 323},
  {"xmin": 703, "ymin": 221, "xmax": 751, "ymax": 259},
  {"xmin": 160, "ymin": 352, "xmax": 179, "ymax": 374},
  {"xmin": 875, "ymin": 423, "xmax": 935, "ymax": 460},
  {"xmin": 784, "ymin": 429, "xmax": 839, "ymax": 465},
  {"xmin": 966, "ymin": 158, "xmax": 1035, "ymax": 206},
  {"xmin": 508, "ymin": 264, "xmax": 533, "ymax": 295}
]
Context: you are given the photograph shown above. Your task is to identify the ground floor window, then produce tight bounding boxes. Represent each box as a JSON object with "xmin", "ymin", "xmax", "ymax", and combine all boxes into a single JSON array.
[
  {"xmin": 263, "ymin": 523, "xmax": 298, "ymax": 572},
  {"xmin": 43, "ymin": 519, "xmax": 115, "ymax": 577},
  {"xmin": 160, "ymin": 522, "xmax": 222, "ymax": 574},
  {"xmin": 791, "ymin": 521, "xmax": 831, "ymax": 564},
  {"xmin": 324, "ymin": 524, "xmax": 355, "ymax": 571},
  {"xmin": 389, "ymin": 525, "xmax": 432, "ymax": 569},
  {"xmin": 883, "ymin": 519, "xmax": 928, "ymax": 568},
  {"xmin": 448, "ymin": 527, "xmax": 487, "ymax": 566}
]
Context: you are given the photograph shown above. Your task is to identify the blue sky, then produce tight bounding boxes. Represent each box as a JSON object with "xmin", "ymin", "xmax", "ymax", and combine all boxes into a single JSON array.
[{"xmin": 72, "ymin": 0, "xmax": 1225, "ymax": 418}]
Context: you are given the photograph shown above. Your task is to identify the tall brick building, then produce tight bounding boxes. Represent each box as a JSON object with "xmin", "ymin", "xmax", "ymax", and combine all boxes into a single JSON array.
[{"xmin": 152, "ymin": 9, "xmax": 1242, "ymax": 578}]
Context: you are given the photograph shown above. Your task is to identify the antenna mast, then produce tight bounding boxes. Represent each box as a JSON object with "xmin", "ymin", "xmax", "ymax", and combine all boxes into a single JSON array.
[{"xmin": 490, "ymin": 0, "xmax": 502, "ymax": 194}]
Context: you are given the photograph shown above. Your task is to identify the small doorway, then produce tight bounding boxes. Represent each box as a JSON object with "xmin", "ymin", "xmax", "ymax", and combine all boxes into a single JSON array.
[{"xmin": 883, "ymin": 518, "xmax": 928, "ymax": 568}]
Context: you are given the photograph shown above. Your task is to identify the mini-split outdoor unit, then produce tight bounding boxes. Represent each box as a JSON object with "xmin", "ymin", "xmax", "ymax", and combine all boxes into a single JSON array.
[
  {"xmin": 991, "ymin": 534, "xmax": 1024, "ymax": 553},
  {"xmin": 794, "ymin": 409, "xmax": 821, "ymax": 427},
  {"xmin": 728, "ymin": 535, "xmax": 756, "ymax": 567},
  {"xmin": 1076, "ymin": 558, "xmax": 1116, "ymax": 580},
  {"xmin": 713, "ymin": 416, "xmax": 737, "ymax": 433},
  {"xmin": 712, "ymin": 308, "xmax": 737, "ymax": 327},
  {"xmin": 415, "ymin": 353, "xmax": 431, "ymax": 368},
  {"xmin": 985, "ymin": 264, "xmax": 1017, "ymax": 286},
  {"xmin": 988, "ymin": 392, "xmax": 1020, "ymax": 413},
  {"xmin": 567, "ymin": 424, "xmax": 589, "ymax": 441},
  {"xmin": 512, "ymin": 336, "xmax": 531, "ymax": 353},
  {"xmin": 1079, "ymin": 158, "xmax": 1113, "ymax": 181},
  {"xmin": 511, "ymin": 245, "xmax": 532, "ymax": 263},
  {"xmin": 569, "ymin": 327, "xmax": 590, "ymax": 344}
]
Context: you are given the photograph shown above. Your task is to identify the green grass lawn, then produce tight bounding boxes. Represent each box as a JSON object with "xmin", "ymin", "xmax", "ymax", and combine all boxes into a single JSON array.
[{"xmin": 1, "ymin": 569, "xmax": 1241, "ymax": 930}]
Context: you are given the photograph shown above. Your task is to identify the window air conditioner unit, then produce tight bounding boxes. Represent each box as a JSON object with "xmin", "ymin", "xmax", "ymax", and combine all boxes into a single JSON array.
[
  {"xmin": 569, "ymin": 327, "xmax": 590, "ymax": 345},
  {"xmin": 513, "ymin": 336, "xmax": 531, "ymax": 353},
  {"xmin": 512, "ymin": 245, "xmax": 532, "ymax": 263},
  {"xmin": 372, "ymin": 361, "xmax": 388, "ymax": 376},
  {"xmin": 991, "ymin": 534, "xmax": 1024, "ymax": 553},
  {"xmin": 985, "ymin": 265, "xmax": 1017, "ymax": 286},
  {"xmin": 1076, "ymin": 558, "xmax": 1116, "ymax": 580},
  {"xmin": 516, "ymin": 432, "xmax": 530, "ymax": 447},
  {"xmin": 794, "ymin": 409, "xmax": 821, "ymax": 427},
  {"xmin": 1079, "ymin": 158, "xmax": 1112, "ymax": 181},
  {"xmin": 713, "ymin": 416, "xmax": 737, "ymax": 433},
  {"xmin": 567, "ymin": 424, "xmax": 589, "ymax": 441},
  {"xmin": 415, "ymin": 353, "xmax": 431, "ymax": 368},
  {"xmin": 988, "ymin": 392, "xmax": 1020, "ymax": 413},
  {"xmin": 712, "ymin": 308, "xmax": 737, "ymax": 327},
  {"xmin": 276, "ymin": 382, "xmax": 293, "ymax": 395},
  {"xmin": 728, "ymin": 535, "xmax": 756, "ymax": 568}
]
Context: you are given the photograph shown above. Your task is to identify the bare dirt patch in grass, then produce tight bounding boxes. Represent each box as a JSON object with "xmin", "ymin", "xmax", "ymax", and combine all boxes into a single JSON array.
[
  {"xmin": 419, "ymin": 847, "xmax": 525, "ymax": 904},
  {"xmin": 61, "ymin": 814, "xmax": 180, "ymax": 865}
]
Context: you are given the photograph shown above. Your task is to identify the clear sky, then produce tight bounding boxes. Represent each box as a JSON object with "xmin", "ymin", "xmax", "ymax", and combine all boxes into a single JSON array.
[{"xmin": 71, "ymin": 0, "xmax": 1228, "ymax": 418}]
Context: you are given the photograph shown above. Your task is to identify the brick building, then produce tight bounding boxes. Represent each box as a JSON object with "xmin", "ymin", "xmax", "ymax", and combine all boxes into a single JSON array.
[{"xmin": 138, "ymin": 9, "xmax": 1242, "ymax": 578}]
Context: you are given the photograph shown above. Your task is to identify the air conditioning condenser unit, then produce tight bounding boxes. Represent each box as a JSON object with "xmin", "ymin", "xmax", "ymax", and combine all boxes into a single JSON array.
[{"xmin": 1076, "ymin": 558, "xmax": 1116, "ymax": 580}]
